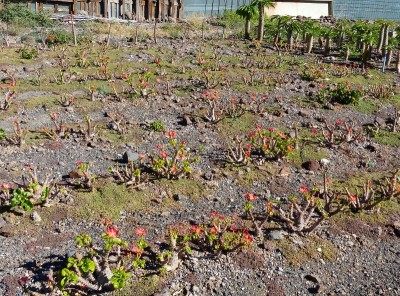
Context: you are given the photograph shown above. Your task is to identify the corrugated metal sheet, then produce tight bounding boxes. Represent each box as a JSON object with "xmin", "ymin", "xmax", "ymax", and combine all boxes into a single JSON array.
[
  {"xmin": 334, "ymin": 0, "xmax": 400, "ymax": 20},
  {"xmin": 184, "ymin": 0, "xmax": 251, "ymax": 17}
]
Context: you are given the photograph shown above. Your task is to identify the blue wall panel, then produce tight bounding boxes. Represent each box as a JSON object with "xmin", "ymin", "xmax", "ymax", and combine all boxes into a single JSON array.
[{"xmin": 334, "ymin": 0, "xmax": 400, "ymax": 20}]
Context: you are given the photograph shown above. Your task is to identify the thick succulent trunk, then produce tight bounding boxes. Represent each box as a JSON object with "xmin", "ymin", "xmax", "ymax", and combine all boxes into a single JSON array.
[
  {"xmin": 382, "ymin": 25, "xmax": 389, "ymax": 58},
  {"xmin": 257, "ymin": 3, "xmax": 264, "ymax": 41},
  {"xmin": 306, "ymin": 34, "xmax": 313, "ymax": 53},
  {"xmin": 324, "ymin": 37, "xmax": 331, "ymax": 56},
  {"xmin": 245, "ymin": 17, "xmax": 251, "ymax": 40},
  {"xmin": 396, "ymin": 51, "xmax": 400, "ymax": 74},
  {"xmin": 377, "ymin": 24, "xmax": 385, "ymax": 53},
  {"xmin": 345, "ymin": 46, "xmax": 350, "ymax": 62},
  {"xmin": 387, "ymin": 49, "xmax": 393, "ymax": 67}
]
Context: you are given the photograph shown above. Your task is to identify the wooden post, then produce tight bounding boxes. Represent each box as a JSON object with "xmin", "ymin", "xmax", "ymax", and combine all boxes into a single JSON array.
[
  {"xmin": 171, "ymin": 0, "xmax": 178, "ymax": 19},
  {"xmin": 71, "ymin": 15, "xmax": 77, "ymax": 46},
  {"xmin": 150, "ymin": 0, "xmax": 156, "ymax": 20},
  {"xmin": 73, "ymin": 0, "xmax": 77, "ymax": 14},
  {"xmin": 104, "ymin": 0, "xmax": 109, "ymax": 18},
  {"xmin": 178, "ymin": 0, "xmax": 183, "ymax": 19},
  {"xmin": 107, "ymin": 21, "xmax": 112, "ymax": 45},
  {"xmin": 153, "ymin": 17, "xmax": 157, "ymax": 43}
]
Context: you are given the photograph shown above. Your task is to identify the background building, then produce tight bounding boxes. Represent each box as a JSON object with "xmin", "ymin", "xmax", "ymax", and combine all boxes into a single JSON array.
[{"xmin": 184, "ymin": 0, "xmax": 400, "ymax": 20}]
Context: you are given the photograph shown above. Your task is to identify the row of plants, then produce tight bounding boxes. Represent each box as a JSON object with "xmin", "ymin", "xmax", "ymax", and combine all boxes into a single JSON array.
[
  {"xmin": 9, "ymin": 166, "xmax": 399, "ymax": 294},
  {"xmin": 233, "ymin": 1, "xmax": 400, "ymax": 70}
]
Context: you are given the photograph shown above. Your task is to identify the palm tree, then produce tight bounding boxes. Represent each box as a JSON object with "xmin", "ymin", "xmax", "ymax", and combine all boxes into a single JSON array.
[
  {"xmin": 251, "ymin": 0, "xmax": 275, "ymax": 42},
  {"xmin": 236, "ymin": 4, "xmax": 258, "ymax": 40}
]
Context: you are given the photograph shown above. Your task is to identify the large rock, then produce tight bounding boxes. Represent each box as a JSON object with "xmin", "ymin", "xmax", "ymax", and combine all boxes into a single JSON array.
[
  {"xmin": 123, "ymin": 151, "xmax": 139, "ymax": 163},
  {"xmin": 302, "ymin": 160, "xmax": 320, "ymax": 171}
]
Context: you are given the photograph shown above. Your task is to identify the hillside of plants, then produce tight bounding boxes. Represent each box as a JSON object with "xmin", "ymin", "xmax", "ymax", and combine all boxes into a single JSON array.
[{"xmin": 0, "ymin": 2, "xmax": 399, "ymax": 295}]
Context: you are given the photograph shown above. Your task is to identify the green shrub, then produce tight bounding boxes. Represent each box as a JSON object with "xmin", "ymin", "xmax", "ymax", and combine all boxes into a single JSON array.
[
  {"xmin": 150, "ymin": 120, "xmax": 165, "ymax": 132},
  {"xmin": 316, "ymin": 82, "xmax": 363, "ymax": 105},
  {"xmin": 0, "ymin": 3, "xmax": 53, "ymax": 28},
  {"xmin": 48, "ymin": 29, "xmax": 73, "ymax": 45},
  {"xmin": 19, "ymin": 46, "xmax": 38, "ymax": 59}
]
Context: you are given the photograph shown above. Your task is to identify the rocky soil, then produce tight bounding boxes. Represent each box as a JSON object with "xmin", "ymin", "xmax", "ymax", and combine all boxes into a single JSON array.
[{"xmin": 0, "ymin": 21, "xmax": 399, "ymax": 296}]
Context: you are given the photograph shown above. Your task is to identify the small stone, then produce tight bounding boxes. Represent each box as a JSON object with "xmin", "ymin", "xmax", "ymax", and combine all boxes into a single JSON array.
[
  {"xmin": 302, "ymin": 160, "xmax": 320, "ymax": 171},
  {"xmin": 31, "ymin": 211, "xmax": 42, "ymax": 223},
  {"xmin": 374, "ymin": 117, "xmax": 386, "ymax": 126},
  {"xmin": 0, "ymin": 217, "xmax": 6, "ymax": 228},
  {"xmin": 180, "ymin": 115, "xmax": 192, "ymax": 126},
  {"xmin": 69, "ymin": 170, "xmax": 85, "ymax": 179},
  {"xmin": 123, "ymin": 151, "xmax": 139, "ymax": 163},
  {"xmin": 174, "ymin": 194, "xmax": 188, "ymax": 201},
  {"xmin": 153, "ymin": 287, "xmax": 171, "ymax": 296},
  {"xmin": 305, "ymin": 274, "xmax": 321, "ymax": 284},
  {"xmin": 0, "ymin": 224, "xmax": 17, "ymax": 237},
  {"xmin": 278, "ymin": 166, "xmax": 290, "ymax": 176},
  {"xmin": 161, "ymin": 211, "xmax": 170, "ymax": 217},
  {"xmin": 320, "ymin": 158, "xmax": 330, "ymax": 167},
  {"xmin": 393, "ymin": 220, "xmax": 400, "ymax": 235},
  {"xmin": 299, "ymin": 109, "xmax": 312, "ymax": 117},
  {"xmin": 268, "ymin": 230, "xmax": 284, "ymax": 240}
]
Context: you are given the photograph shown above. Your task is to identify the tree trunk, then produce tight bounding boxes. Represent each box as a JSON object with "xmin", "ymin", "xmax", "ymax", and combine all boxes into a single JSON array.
[
  {"xmin": 387, "ymin": 50, "xmax": 393, "ymax": 67},
  {"xmin": 306, "ymin": 34, "xmax": 313, "ymax": 53},
  {"xmin": 287, "ymin": 29, "xmax": 293, "ymax": 50},
  {"xmin": 377, "ymin": 24, "xmax": 385, "ymax": 53},
  {"xmin": 244, "ymin": 17, "xmax": 251, "ymax": 40},
  {"xmin": 345, "ymin": 46, "xmax": 350, "ymax": 62},
  {"xmin": 324, "ymin": 38, "xmax": 330, "ymax": 56},
  {"xmin": 382, "ymin": 24, "xmax": 389, "ymax": 57},
  {"xmin": 396, "ymin": 51, "xmax": 400, "ymax": 74},
  {"xmin": 257, "ymin": 3, "xmax": 264, "ymax": 41}
]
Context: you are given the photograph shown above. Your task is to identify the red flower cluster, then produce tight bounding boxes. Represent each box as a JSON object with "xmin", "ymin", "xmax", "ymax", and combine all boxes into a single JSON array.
[
  {"xmin": 135, "ymin": 227, "xmax": 147, "ymax": 237},
  {"xmin": 105, "ymin": 226, "xmax": 119, "ymax": 238},
  {"xmin": 244, "ymin": 193, "xmax": 256, "ymax": 201}
]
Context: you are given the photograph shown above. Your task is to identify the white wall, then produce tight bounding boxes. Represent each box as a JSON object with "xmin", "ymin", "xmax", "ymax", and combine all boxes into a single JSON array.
[{"xmin": 265, "ymin": 2, "xmax": 329, "ymax": 18}]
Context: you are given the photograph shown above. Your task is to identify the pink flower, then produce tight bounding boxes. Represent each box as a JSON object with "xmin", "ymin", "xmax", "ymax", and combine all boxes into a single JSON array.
[
  {"xmin": 299, "ymin": 186, "xmax": 309, "ymax": 194},
  {"xmin": 210, "ymin": 227, "xmax": 218, "ymax": 234},
  {"xmin": 243, "ymin": 233, "xmax": 253, "ymax": 243},
  {"xmin": 135, "ymin": 227, "xmax": 147, "ymax": 237},
  {"xmin": 211, "ymin": 211, "xmax": 217, "ymax": 216},
  {"xmin": 105, "ymin": 226, "xmax": 119, "ymax": 238},
  {"xmin": 132, "ymin": 246, "xmax": 143, "ymax": 255},
  {"xmin": 76, "ymin": 161, "xmax": 83, "ymax": 167},
  {"xmin": 244, "ymin": 193, "xmax": 256, "ymax": 201},
  {"xmin": 192, "ymin": 225, "xmax": 202, "ymax": 234},
  {"xmin": 0, "ymin": 183, "xmax": 10, "ymax": 189},
  {"xmin": 167, "ymin": 131, "xmax": 176, "ymax": 139},
  {"xmin": 160, "ymin": 151, "xmax": 168, "ymax": 159},
  {"xmin": 139, "ymin": 153, "xmax": 146, "ymax": 159},
  {"xmin": 311, "ymin": 129, "xmax": 317, "ymax": 135},
  {"xmin": 337, "ymin": 119, "xmax": 343, "ymax": 125}
]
